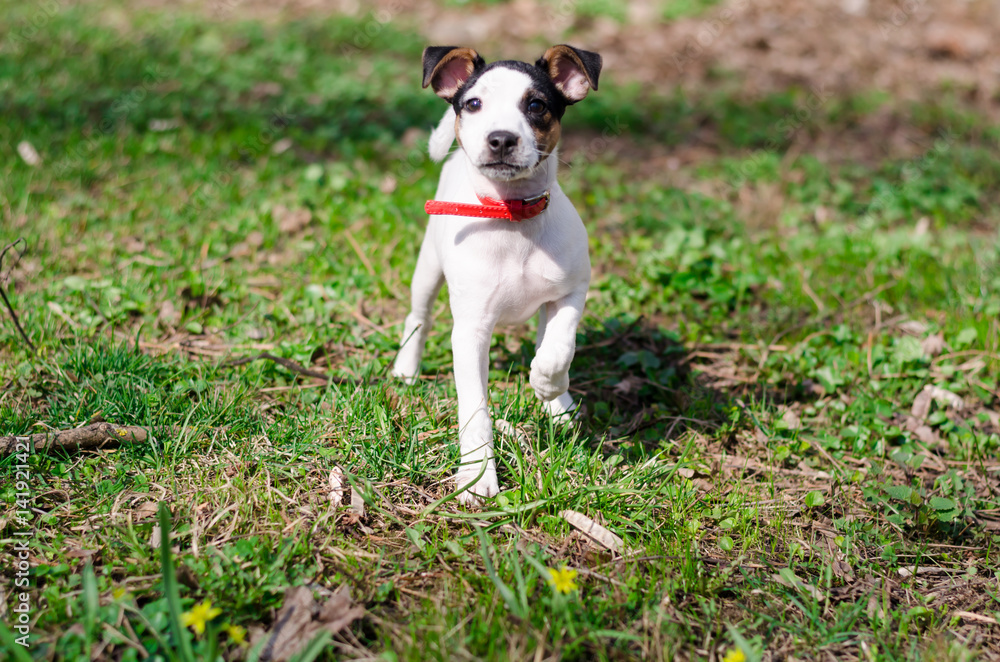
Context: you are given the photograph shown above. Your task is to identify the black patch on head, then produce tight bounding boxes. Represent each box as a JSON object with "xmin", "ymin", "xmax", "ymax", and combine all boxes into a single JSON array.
[{"xmin": 451, "ymin": 60, "xmax": 569, "ymax": 120}]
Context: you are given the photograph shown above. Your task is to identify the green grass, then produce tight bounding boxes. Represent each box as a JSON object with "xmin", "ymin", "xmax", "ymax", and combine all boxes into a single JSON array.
[{"xmin": 2, "ymin": 3, "xmax": 1000, "ymax": 661}]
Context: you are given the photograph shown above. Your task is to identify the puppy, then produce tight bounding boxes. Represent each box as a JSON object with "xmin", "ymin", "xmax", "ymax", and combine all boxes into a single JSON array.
[{"xmin": 392, "ymin": 45, "xmax": 602, "ymax": 505}]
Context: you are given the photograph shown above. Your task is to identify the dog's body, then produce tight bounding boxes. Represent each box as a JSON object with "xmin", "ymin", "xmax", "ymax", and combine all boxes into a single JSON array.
[{"xmin": 392, "ymin": 45, "xmax": 602, "ymax": 504}]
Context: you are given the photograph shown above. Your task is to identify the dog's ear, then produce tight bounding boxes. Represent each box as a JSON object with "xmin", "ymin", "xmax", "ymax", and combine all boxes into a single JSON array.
[
  {"xmin": 536, "ymin": 45, "xmax": 602, "ymax": 104},
  {"xmin": 422, "ymin": 46, "xmax": 485, "ymax": 102}
]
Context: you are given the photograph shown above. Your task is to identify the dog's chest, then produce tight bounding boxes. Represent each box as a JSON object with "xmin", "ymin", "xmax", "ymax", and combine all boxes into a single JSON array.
[{"xmin": 440, "ymin": 217, "xmax": 586, "ymax": 324}]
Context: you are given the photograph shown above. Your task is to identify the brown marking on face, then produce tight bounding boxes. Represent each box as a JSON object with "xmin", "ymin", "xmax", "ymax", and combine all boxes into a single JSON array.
[
  {"xmin": 521, "ymin": 88, "xmax": 561, "ymax": 157},
  {"xmin": 454, "ymin": 111, "xmax": 463, "ymax": 150}
]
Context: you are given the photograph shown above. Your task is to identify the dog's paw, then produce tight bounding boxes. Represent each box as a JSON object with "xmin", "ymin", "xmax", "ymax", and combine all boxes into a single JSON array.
[
  {"xmin": 390, "ymin": 362, "xmax": 419, "ymax": 385},
  {"xmin": 530, "ymin": 354, "xmax": 569, "ymax": 402},
  {"xmin": 543, "ymin": 392, "xmax": 578, "ymax": 422},
  {"xmin": 454, "ymin": 465, "xmax": 499, "ymax": 508}
]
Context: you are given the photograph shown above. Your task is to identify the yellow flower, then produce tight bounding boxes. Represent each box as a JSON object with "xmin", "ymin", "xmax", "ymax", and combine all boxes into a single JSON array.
[
  {"xmin": 547, "ymin": 566, "xmax": 579, "ymax": 594},
  {"xmin": 181, "ymin": 600, "xmax": 222, "ymax": 635},
  {"xmin": 225, "ymin": 624, "xmax": 247, "ymax": 645},
  {"xmin": 111, "ymin": 587, "xmax": 132, "ymax": 601},
  {"xmin": 722, "ymin": 648, "xmax": 746, "ymax": 662}
]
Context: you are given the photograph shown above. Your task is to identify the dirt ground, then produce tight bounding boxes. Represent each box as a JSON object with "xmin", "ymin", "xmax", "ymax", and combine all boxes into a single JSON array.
[
  {"xmin": 132, "ymin": 0, "xmax": 1000, "ymax": 109},
  {"xmin": 110, "ymin": 0, "xmax": 1000, "ymax": 175}
]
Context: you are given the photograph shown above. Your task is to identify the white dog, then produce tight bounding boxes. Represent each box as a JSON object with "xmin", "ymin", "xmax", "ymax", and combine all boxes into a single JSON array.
[{"xmin": 392, "ymin": 45, "xmax": 602, "ymax": 505}]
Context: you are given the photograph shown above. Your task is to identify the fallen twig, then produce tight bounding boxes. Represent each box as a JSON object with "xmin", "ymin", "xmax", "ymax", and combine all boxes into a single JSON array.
[
  {"xmin": 0, "ymin": 238, "xmax": 34, "ymax": 353},
  {"xmin": 225, "ymin": 352, "xmax": 355, "ymax": 383},
  {"xmin": 1, "ymin": 422, "xmax": 159, "ymax": 456}
]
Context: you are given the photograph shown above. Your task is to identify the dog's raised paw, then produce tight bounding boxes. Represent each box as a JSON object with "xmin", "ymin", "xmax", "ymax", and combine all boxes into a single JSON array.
[
  {"xmin": 454, "ymin": 467, "xmax": 499, "ymax": 508},
  {"xmin": 529, "ymin": 355, "xmax": 569, "ymax": 401}
]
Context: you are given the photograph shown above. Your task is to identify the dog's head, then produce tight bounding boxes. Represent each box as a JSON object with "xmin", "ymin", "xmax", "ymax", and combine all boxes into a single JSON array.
[{"xmin": 422, "ymin": 45, "xmax": 602, "ymax": 181}]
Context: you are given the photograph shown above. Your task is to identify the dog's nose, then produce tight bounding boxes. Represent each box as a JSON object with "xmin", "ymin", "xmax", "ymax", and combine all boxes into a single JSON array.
[{"xmin": 487, "ymin": 131, "xmax": 519, "ymax": 157}]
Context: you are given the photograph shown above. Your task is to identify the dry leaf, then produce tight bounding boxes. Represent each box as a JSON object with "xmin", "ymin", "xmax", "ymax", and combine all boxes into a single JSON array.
[
  {"xmin": 157, "ymin": 300, "xmax": 181, "ymax": 328},
  {"xmin": 379, "ymin": 175, "xmax": 397, "ymax": 194},
  {"xmin": 952, "ymin": 611, "xmax": 998, "ymax": 625},
  {"xmin": 257, "ymin": 585, "xmax": 364, "ymax": 662},
  {"xmin": 925, "ymin": 385, "xmax": 964, "ymax": 410},
  {"xmin": 825, "ymin": 536, "xmax": 854, "ymax": 581},
  {"xmin": 910, "ymin": 388, "xmax": 934, "ymax": 420},
  {"xmin": 133, "ymin": 501, "xmax": 159, "ymax": 521},
  {"xmin": 912, "ymin": 425, "xmax": 939, "ymax": 445},
  {"xmin": 271, "ymin": 138, "xmax": 293, "ymax": 155},
  {"xmin": 274, "ymin": 205, "xmax": 312, "ymax": 234},
  {"xmin": 560, "ymin": 509, "xmax": 623, "ymax": 554},
  {"xmin": 17, "ymin": 141, "xmax": 41, "ymax": 167},
  {"xmin": 251, "ymin": 81, "xmax": 283, "ymax": 99},
  {"xmin": 772, "ymin": 570, "xmax": 827, "ymax": 601},
  {"xmin": 920, "ymin": 333, "xmax": 946, "ymax": 357},
  {"xmin": 780, "ymin": 407, "xmax": 802, "ymax": 430},
  {"xmin": 149, "ymin": 118, "xmax": 181, "ymax": 132},
  {"xmin": 897, "ymin": 320, "xmax": 928, "ymax": 336},
  {"xmin": 350, "ymin": 486, "xmax": 365, "ymax": 519},
  {"xmin": 612, "ymin": 375, "xmax": 643, "ymax": 396},
  {"xmin": 328, "ymin": 467, "xmax": 344, "ymax": 507}
]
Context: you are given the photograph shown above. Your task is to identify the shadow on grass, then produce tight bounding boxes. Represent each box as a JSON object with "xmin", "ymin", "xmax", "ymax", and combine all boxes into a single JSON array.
[{"xmin": 493, "ymin": 315, "xmax": 732, "ymax": 457}]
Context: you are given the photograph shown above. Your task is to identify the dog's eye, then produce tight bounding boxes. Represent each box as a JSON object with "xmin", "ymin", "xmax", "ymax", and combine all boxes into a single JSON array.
[
  {"xmin": 527, "ymin": 99, "xmax": 546, "ymax": 114},
  {"xmin": 465, "ymin": 98, "xmax": 482, "ymax": 112}
]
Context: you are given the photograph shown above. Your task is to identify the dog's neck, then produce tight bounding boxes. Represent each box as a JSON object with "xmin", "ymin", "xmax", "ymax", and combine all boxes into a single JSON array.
[{"xmin": 466, "ymin": 149, "xmax": 558, "ymax": 201}]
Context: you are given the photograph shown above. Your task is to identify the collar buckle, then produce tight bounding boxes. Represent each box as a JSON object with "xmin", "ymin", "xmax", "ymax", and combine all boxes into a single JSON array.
[{"xmin": 522, "ymin": 191, "xmax": 550, "ymax": 208}]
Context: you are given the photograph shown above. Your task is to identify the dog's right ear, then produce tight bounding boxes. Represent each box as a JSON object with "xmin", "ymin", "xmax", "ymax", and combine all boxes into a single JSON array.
[{"xmin": 422, "ymin": 46, "xmax": 485, "ymax": 102}]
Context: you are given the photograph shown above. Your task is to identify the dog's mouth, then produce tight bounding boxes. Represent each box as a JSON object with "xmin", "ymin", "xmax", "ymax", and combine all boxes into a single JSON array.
[{"xmin": 477, "ymin": 159, "xmax": 536, "ymax": 180}]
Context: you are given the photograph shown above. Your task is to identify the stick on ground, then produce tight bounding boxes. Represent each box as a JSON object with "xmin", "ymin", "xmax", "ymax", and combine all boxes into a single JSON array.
[
  {"xmin": 225, "ymin": 352, "xmax": 357, "ymax": 384},
  {"xmin": 0, "ymin": 238, "xmax": 35, "ymax": 354},
  {"xmin": 1, "ymin": 422, "xmax": 154, "ymax": 456}
]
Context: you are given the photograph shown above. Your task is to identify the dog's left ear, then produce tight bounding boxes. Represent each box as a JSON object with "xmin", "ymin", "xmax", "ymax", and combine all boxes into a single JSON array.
[
  {"xmin": 422, "ymin": 46, "xmax": 485, "ymax": 102},
  {"xmin": 536, "ymin": 45, "xmax": 602, "ymax": 104}
]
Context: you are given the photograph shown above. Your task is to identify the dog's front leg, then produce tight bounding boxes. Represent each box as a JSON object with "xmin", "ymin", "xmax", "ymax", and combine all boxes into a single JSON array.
[
  {"xmin": 392, "ymin": 238, "xmax": 444, "ymax": 383},
  {"xmin": 451, "ymin": 316, "xmax": 499, "ymax": 505},
  {"xmin": 531, "ymin": 290, "xmax": 586, "ymax": 416}
]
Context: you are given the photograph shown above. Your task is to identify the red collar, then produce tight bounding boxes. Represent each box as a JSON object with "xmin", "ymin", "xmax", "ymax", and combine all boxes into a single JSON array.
[{"xmin": 424, "ymin": 191, "xmax": 550, "ymax": 222}]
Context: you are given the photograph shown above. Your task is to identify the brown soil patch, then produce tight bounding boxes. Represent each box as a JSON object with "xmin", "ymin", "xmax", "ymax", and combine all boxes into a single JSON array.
[{"xmin": 122, "ymin": 0, "xmax": 1000, "ymax": 115}]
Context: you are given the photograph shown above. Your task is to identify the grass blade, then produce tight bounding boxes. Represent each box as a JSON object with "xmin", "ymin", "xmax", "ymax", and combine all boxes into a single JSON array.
[
  {"xmin": 82, "ymin": 562, "xmax": 99, "ymax": 651},
  {"xmin": 475, "ymin": 526, "xmax": 526, "ymax": 620},
  {"xmin": 158, "ymin": 502, "xmax": 195, "ymax": 662},
  {"xmin": 0, "ymin": 620, "xmax": 33, "ymax": 662}
]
